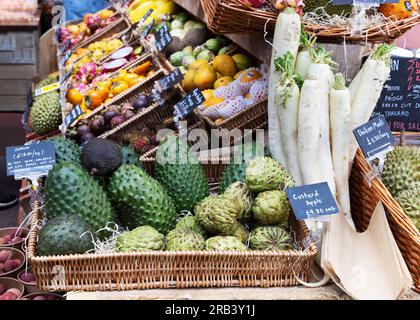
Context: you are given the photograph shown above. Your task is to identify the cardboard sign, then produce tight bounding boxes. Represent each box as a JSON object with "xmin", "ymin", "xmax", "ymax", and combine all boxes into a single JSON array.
[
  {"xmin": 372, "ymin": 56, "xmax": 420, "ymax": 132},
  {"xmin": 333, "ymin": 0, "xmax": 398, "ymax": 4},
  {"xmin": 286, "ymin": 182, "xmax": 339, "ymax": 221},
  {"xmin": 142, "ymin": 20, "xmax": 155, "ymax": 39},
  {"xmin": 34, "ymin": 82, "xmax": 60, "ymax": 97},
  {"xmin": 6, "ymin": 143, "xmax": 56, "ymax": 178},
  {"xmin": 353, "ymin": 115, "xmax": 395, "ymax": 160},
  {"xmin": 159, "ymin": 68, "xmax": 184, "ymax": 91},
  {"xmin": 64, "ymin": 105, "xmax": 83, "ymax": 127},
  {"xmin": 155, "ymin": 24, "xmax": 173, "ymax": 53},
  {"xmin": 174, "ymin": 88, "xmax": 205, "ymax": 119}
]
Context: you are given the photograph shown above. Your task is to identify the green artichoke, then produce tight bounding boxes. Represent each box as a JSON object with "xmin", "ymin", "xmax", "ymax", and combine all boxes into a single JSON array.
[
  {"xmin": 166, "ymin": 227, "xmax": 205, "ymax": 251},
  {"xmin": 249, "ymin": 226, "xmax": 293, "ymax": 251},
  {"xmin": 205, "ymin": 236, "xmax": 248, "ymax": 251},
  {"xmin": 246, "ymin": 157, "xmax": 294, "ymax": 192},
  {"xmin": 116, "ymin": 226, "xmax": 165, "ymax": 252},
  {"xmin": 252, "ymin": 190, "xmax": 290, "ymax": 227}
]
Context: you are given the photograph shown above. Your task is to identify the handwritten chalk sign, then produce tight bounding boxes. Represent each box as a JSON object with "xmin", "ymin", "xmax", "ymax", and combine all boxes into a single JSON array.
[
  {"xmin": 174, "ymin": 88, "xmax": 205, "ymax": 119},
  {"xmin": 64, "ymin": 105, "xmax": 83, "ymax": 127},
  {"xmin": 6, "ymin": 143, "xmax": 56, "ymax": 178},
  {"xmin": 286, "ymin": 182, "xmax": 339, "ymax": 221},
  {"xmin": 59, "ymin": 49, "xmax": 73, "ymax": 66},
  {"xmin": 353, "ymin": 115, "xmax": 395, "ymax": 160},
  {"xmin": 372, "ymin": 56, "xmax": 420, "ymax": 132},
  {"xmin": 158, "ymin": 68, "xmax": 184, "ymax": 91},
  {"xmin": 142, "ymin": 20, "xmax": 155, "ymax": 39},
  {"xmin": 155, "ymin": 24, "xmax": 173, "ymax": 53},
  {"xmin": 61, "ymin": 67, "xmax": 74, "ymax": 85}
]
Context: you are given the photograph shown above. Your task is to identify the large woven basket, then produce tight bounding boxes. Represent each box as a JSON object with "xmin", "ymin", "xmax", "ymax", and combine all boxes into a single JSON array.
[
  {"xmin": 201, "ymin": 0, "xmax": 420, "ymax": 43},
  {"xmin": 27, "ymin": 179, "xmax": 316, "ymax": 291},
  {"xmin": 350, "ymin": 147, "xmax": 420, "ymax": 293}
]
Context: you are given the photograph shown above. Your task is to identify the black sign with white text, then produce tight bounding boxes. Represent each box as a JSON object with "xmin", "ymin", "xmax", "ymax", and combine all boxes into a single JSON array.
[
  {"xmin": 155, "ymin": 24, "xmax": 173, "ymax": 52},
  {"xmin": 159, "ymin": 68, "xmax": 184, "ymax": 91},
  {"xmin": 174, "ymin": 88, "xmax": 205, "ymax": 118}
]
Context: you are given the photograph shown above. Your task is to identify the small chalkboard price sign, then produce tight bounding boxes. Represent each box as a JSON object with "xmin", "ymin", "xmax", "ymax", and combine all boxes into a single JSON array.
[
  {"xmin": 174, "ymin": 88, "xmax": 205, "ymax": 119},
  {"xmin": 64, "ymin": 105, "xmax": 83, "ymax": 127},
  {"xmin": 155, "ymin": 24, "xmax": 173, "ymax": 53},
  {"xmin": 286, "ymin": 182, "xmax": 339, "ymax": 221},
  {"xmin": 142, "ymin": 20, "xmax": 155, "ymax": 39},
  {"xmin": 59, "ymin": 49, "xmax": 73, "ymax": 66},
  {"xmin": 6, "ymin": 143, "xmax": 56, "ymax": 178},
  {"xmin": 61, "ymin": 67, "xmax": 74, "ymax": 85},
  {"xmin": 372, "ymin": 56, "xmax": 420, "ymax": 132},
  {"xmin": 159, "ymin": 68, "xmax": 184, "ymax": 91},
  {"xmin": 353, "ymin": 115, "xmax": 395, "ymax": 160}
]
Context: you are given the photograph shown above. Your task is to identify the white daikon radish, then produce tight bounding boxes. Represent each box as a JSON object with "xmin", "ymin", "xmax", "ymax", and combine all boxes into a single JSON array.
[
  {"xmin": 348, "ymin": 67, "xmax": 363, "ymax": 105},
  {"xmin": 268, "ymin": 8, "xmax": 301, "ymax": 166},
  {"xmin": 348, "ymin": 44, "xmax": 393, "ymax": 166},
  {"xmin": 306, "ymin": 46, "xmax": 336, "ymax": 196},
  {"xmin": 295, "ymin": 30, "xmax": 317, "ymax": 80},
  {"xmin": 330, "ymin": 73, "xmax": 353, "ymax": 226},
  {"xmin": 274, "ymin": 52, "xmax": 303, "ymax": 185},
  {"xmin": 298, "ymin": 77, "xmax": 322, "ymax": 185}
]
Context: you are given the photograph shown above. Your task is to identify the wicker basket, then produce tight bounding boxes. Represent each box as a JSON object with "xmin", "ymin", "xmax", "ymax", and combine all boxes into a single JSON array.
[
  {"xmin": 201, "ymin": 0, "xmax": 420, "ymax": 43},
  {"xmin": 350, "ymin": 148, "xmax": 420, "ymax": 293},
  {"xmin": 27, "ymin": 199, "xmax": 316, "ymax": 291}
]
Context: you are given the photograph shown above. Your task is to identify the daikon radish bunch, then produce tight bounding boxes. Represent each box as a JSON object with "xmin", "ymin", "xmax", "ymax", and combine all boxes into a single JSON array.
[
  {"xmin": 295, "ymin": 29, "xmax": 317, "ymax": 80},
  {"xmin": 274, "ymin": 52, "xmax": 303, "ymax": 186}
]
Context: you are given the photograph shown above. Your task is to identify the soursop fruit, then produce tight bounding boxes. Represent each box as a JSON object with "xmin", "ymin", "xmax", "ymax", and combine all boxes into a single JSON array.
[
  {"xmin": 223, "ymin": 182, "xmax": 253, "ymax": 219},
  {"xmin": 166, "ymin": 227, "xmax": 205, "ymax": 251},
  {"xmin": 109, "ymin": 165, "xmax": 177, "ymax": 234},
  {"xmin": 120, "ymin": 145, "xmax": 142, "ymax": 168},
  {"xmin": 82, "ymin": 138, "xmax": 122, "ymax": 176},
  {"xmin": 155, "ymin": 136, "xmax": 209, "ymax": 213},
  {"xmin": 37, "ymin": 214, "xmax": 94, "ymax": 256},
  {"xmin": 29, "ymin": 91, "xmax": 61, "ymax": 136},
  {"xmin": 116, "ymin": 226, "xmax": 165, "ymax": 252},
  {"xmin": 47, "ymin": 136, "xmax": 81, "ymax": 164},
  {"xmin": 195, "ymin": 194, "xmax": 243, "ymax": 236},
  {"xmin": 249, "ymin": 226, "xmax": 293, "ymax": 251},
  {"xmin": 396, "ymin": 184, "xmax": 420, "ymax": 230},
  {"xmin": 246, "ymin": 157, "xmax": 294, "ymax": 193},
  {"xmin": 252, "ymin": 190, "xmax": 290, "ymax": 227},
  {"xmin": 205, "ymin": 236, "xmax": 247, "ymax": 251},
  {"xmin": 381, "ymin": 146, "xmax": 420, "ymax": 198},
  {"xmin": 231, "ymin": 222, "xmax": 249, "ymax": 243},
  {"xmin": 176, "ymin": 215, "xmax": 207, "ymax": 238},
  {"xmin": 219, "ymin": 163, "xmax": 247, "ymax": 193},
  {"xmin": 45, "ymin": 162, "xmax": 115, "ymax": 237}
]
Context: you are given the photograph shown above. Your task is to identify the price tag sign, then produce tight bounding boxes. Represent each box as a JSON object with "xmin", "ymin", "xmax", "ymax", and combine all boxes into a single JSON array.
[
  {"xmin": 6, "ymin": 143, "xmax": 56, "ymax": 178},
  {"xmin": 61, "ymin": 67, "xmax": 74, "ymax": 85},
  {"xmin": 353, "ymin": 115, "xmax": 395, "ymax": 160},
  {"xmin": 59, "ymin": 39, "xmax": 72, "ymax": 54},
  {"xmin": 174, "ymin": 88, "xmax": 205, "ymax": 119},
  {"xmin": 59, "ymin": 49, "xmax": 73, "ymax": 66},
  {"xmin": 34, "ymin": 82, "xmax": 60, "ymax": 97},
  {"xmin": 142, "ymin": 20, "xmax": 155, "ymax": 39},
  {"xmin": 286, "ymin": 182, "xmax": 339, "ymax": 221},
  {"xmin": 158, "ymin": 68, "xmax": 184, "ymax": 91},
  {"xmin": 139, "ymin": 8, "xmax": 153, "ymax": 25},
  {"xmin": 64, "ymin": 105, "xmax": 83, "ymax": 127},
  {"xmin": 155, "ymin": 24, "xmax": 173, "ymax": 53}
]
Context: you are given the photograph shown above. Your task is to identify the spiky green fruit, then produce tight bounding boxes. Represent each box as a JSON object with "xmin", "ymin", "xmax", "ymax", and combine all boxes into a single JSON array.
[
  {"xmin": 109, "ymin": 165, "xmax": 177, "ymax": 234},
  {"xmin": 116, "ymin": 226, "xmax": 165, "ymax": 252},
  {"xmin": 231, "ymin": 222, "xmax": 249, "ymax": 243},
  {"xmin": 381, "ymin": 146, "xmax": 420, "ymax": 198},
  {"xmin": 45, "ymin": 162, "xmax": 115, "ymax": 237},
  {"xmin": 246, "ymin": 157, "xmax": 294, "ymax": 193},
  {"xmin": 35, "ymin": 74, "xmax": 58, "ymax": 90},
  {"xmin": 195, "ymin": 194, "xmax": 243, "ymax": 236},
  {"xmin": 223, "ymin": 182, "xmax": 253, "ymax": 219},
  {"xmin": 249, "ymin": 226, "xmax": 293, "ymax": 251},
  {"xmin": 120, "ymin": 145, "xmax": 143, "ymax": 168},
  {"xmin": 175, "ymin": 215, "xmax": 207, "ymax": 238},
  {"xmin": 166, "ymin": 227, "xmax": 205, "ymax": 251},
  {"xmin": 396, "ymin": 184, "xmax": 420, "ymax": 230},
  {"xmin": 205, "ymin": 236, "xmax": 248, "ymax": 251},
  {"xmin": 46, "ymin": 136, "xmax": 81, "ymax": 164},
  {"xmin": 155, "ymin": 136, "xmax": 209, "ymax": 213},
  {"xmin": 252, "ymin": 190, "xmax": 290, "ymax": 227},
  {"xmin": 29, "ymin": 91, "xmax": 61, "ymax": 136},
  {"xmin": 38, "ymin": 214, "xmax": 94, "ymax": 256},
  {"xmin": 219, "ymin": 163, "xmax": 247, "ymax": 193}
]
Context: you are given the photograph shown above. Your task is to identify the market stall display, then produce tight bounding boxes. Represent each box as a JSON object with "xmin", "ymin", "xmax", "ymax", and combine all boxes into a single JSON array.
[{"xmin": 2, "ymin": 0, "xmax": 419, "ymax": 300}]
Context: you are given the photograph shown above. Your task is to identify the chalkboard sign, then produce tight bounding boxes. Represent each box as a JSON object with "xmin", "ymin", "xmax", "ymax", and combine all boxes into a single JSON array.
[
  {"xmin": 159, "ymin": 68, "xmax": 184, "ymax": 91},
  {"xmin": 174, "ymin": 88, "xmax": 205, "ymax": 119},
  {"xmin": 286, "ymin": 182, "xmax": 339, "ymax": 221},
  {"xmin": 139, "ymin": 9, "xmax": 153, "ymax": 25},
  {"xmin": 372, "ymin": 56, "xmax": 420, "ymax": 132},
  {"xmin": 333, "ymin": 0, "xmax": 398, "ymax": 4},
  {"xmin": 59, "ymin": 49, "xmax": 73, "ymax": 66},
  {"xmin": 6, "ymin": 143, "xmax": 56, "ymax": 178},
  {"xmin": 353, "ymin": 115, "xmax": 395, "ymax": 159},
  {"xmin": 142, "ymin": 20, "xmax": 155, "ymax": 39},
  {"xmin": 155, "ymin": 24, "xmax": 173, "ymax": 53},
  {"xmin": 64, "ymin": 105, "xmax": 83, "ymax": 127},
  {"xmin": 61, "ymin": 67, "xmax": 74, "ymax": 85},
  {"xmin": 59, "ymin": 39, "xmax": 72, "ymax": 54}
]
